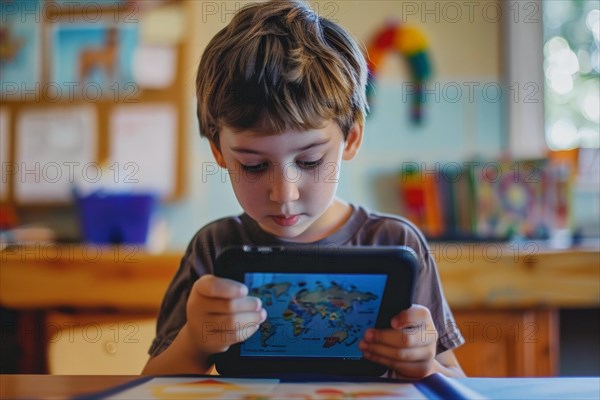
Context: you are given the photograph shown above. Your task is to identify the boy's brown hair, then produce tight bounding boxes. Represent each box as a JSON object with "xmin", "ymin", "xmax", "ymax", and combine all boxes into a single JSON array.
[{"xmin": 196, "ymin": 0, "xmax": 368, "ymax": 146}]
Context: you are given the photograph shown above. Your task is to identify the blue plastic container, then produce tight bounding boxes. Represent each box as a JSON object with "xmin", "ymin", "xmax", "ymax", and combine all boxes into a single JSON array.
[{"xmin": 77, "ymin": 192, "xmax": 157, "ymax": 245}]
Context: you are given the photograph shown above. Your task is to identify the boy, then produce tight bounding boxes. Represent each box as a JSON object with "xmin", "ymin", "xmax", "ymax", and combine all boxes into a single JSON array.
[{"xmin": 143, "ymin": 0, "xmax": 464, "ymax": 378}]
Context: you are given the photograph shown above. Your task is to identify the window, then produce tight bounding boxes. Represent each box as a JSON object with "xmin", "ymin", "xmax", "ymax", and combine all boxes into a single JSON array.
[{"xmin": 543, "ymin": 0, "xmax": 600, "ymax": 150}]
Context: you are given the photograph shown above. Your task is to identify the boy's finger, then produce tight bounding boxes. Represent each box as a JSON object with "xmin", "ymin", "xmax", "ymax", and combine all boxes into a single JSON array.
[
  {"xmin": 363, "ymin": 327, "xmax": 437, "ymax": 348},
  {"xmin": 194, "ymin": 275, "xmax": 248, "ymax": 298},
  {"xmin": 391, "ymin": 304, "xmax": 432, "ymax": 329},
  {"xmin": 204, "ymin": 296, "xmax": 263, "ymax": 314},
  {"xmin": 205, "ymin": 310, "xmax": 267, "ymax": 333}
]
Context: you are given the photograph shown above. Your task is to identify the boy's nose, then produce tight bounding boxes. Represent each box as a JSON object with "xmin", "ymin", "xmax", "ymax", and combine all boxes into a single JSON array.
[{"xmin": 269, "ymin": 169, "xmax": 300, "ymax": 204}]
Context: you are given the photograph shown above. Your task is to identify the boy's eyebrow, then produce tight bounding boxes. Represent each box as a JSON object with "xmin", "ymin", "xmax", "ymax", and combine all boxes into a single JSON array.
[{"xmin": 230, "ymin": 139, "xmax": 330, "ymax": 154}]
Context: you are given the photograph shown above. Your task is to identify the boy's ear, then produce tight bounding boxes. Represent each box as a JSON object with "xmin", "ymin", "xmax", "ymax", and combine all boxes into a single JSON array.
[
  {"xmin": 342, "ymin": 122, "xmax": 363, "ymax": 161},
  {"xmin": 209, "ymin": 141, "xmax": 227, "ymax": 168}
]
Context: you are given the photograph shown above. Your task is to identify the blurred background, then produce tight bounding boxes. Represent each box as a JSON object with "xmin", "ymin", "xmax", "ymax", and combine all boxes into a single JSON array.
[{"xmin": 0, "ymin": 0, "xmax": 598, "ymax": 378}]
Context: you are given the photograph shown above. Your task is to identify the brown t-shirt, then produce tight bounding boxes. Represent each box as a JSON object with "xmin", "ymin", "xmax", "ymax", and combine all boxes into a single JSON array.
[{"xmin": 149, "ymin": 205, "xmax": 465, "ymax": 358}]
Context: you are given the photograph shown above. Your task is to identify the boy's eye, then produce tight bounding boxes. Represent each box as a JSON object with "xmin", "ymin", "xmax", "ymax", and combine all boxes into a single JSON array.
[
  {"xmin": 240, "ymin": 159, "xmax": 323, "ymax": 173},
  {"xmin": 241, "ymin": 162, "xmax": 268, "ymax": 173},
  {"xmin": 298, "ymin": 159, "xmax": 323, "ymax": 170}
]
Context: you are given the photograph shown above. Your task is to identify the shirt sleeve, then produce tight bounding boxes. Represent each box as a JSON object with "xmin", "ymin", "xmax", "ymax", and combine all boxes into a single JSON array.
[
  {"xmin": 148, "ymin": 237, "xmax": 204, "ymax": 357},
  {"xmin": 147, "ymin": 216, "xmax": 248, "ymax": 358},
  {"xmin": 407, "ymin": 230, "xmax": 465, "ymax": 354}
]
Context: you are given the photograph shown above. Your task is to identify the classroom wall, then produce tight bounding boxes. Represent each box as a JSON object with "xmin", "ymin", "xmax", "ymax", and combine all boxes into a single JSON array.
[{"xmin": 159, "ymin": 0, "xmax": 504, "ymax": 248}]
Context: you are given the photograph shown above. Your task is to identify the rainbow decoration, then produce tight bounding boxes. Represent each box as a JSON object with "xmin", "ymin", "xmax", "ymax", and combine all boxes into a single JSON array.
[{"xmin": 366, "ymin": 22, "xmax": 432, "ymax": 123}]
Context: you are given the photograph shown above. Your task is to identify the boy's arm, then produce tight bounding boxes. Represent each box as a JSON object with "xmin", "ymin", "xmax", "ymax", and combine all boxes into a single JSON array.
[
  {"xmin": 142, "ymin": 324, "xmax": 212, "ymax": 375},
  {"xmin": 431, "ymin": 349, "xmax": 465, "ymax": 378},
  {"xmin": 143, "ymin": 275, "xmax": 264, "ymax": 375}
]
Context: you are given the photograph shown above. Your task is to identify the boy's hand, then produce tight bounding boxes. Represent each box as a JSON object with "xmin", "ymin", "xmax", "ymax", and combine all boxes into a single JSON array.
[
  {"xmin": 359, "ymin": 304, "xmax": 438, "ymax": 379},
  {"xmin": 186, "ymin": 274, "xmax": 267, "ymax": 355}
]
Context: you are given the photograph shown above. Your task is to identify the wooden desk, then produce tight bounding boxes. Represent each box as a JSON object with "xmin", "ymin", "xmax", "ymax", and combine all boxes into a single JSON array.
[
  {"xmin": 1, "ymin": 243, "xmax": 598, "ymax": 376},
  {"xmin": 430, "ymin": 242, "xmax": 600, "ymax": 309},
  {"xmin": 0, "ymin": 375, "xmax": 138, "ymax": 399},
  {"xmin": 1, "ymin": 374, "xmax": 599, "ymax": 400},
  {"xmin": 2, "ymin": 243, "xmax": 597, "ymax": 311},
  {"xmin": 0, "ymin": 245, "xmax": 176, "ymax": 311},
  {"xmin": 429, "ymin": 242, "xmax": 599, "ymax": 377}
]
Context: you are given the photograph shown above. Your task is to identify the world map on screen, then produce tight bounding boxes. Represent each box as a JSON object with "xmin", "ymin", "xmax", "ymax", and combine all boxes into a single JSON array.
[{"xmin": 241, "ymin": 273, "xmax": 387, "ymax": 358}]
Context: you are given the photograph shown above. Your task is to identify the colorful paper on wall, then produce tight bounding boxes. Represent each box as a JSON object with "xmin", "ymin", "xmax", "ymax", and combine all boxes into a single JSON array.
[
  {"xmin": 366, "ymin": 21, "xmax": 432, "ymax": 123},
  {"xmin": 473, "ymin": 160, "xmax": 547, "ymax": 239}
]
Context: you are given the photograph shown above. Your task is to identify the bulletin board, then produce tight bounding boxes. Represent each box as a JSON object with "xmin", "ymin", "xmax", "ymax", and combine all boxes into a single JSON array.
[{"xmin": 0, "ymin": 0, "xmax": 189, "ymax": 205}]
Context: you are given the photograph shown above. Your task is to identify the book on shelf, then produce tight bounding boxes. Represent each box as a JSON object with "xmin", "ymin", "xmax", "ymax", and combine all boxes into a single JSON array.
[{"xmin": 397, "ymin": 160, "xmax": 557, "ymax": 241}]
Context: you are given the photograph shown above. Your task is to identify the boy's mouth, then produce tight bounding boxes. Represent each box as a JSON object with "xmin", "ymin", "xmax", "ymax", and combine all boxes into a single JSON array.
[{"xmin": 271, "ymin": 214, "xmax": 300, "ymax": 226}]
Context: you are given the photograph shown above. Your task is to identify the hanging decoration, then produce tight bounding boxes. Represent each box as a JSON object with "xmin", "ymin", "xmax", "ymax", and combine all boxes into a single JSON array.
[{"xmin": 366, "ymin": 22, "xmax": 432, "ymax": 124}]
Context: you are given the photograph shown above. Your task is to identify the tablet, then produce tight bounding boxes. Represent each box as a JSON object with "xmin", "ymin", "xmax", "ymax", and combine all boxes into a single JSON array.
[{"xmin": 213, "ymin": 245, "xmax": 418, "ymax": 377}]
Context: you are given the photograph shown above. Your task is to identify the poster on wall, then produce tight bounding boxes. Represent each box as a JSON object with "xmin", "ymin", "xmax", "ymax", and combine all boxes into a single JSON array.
[
  {"xmin": 109, "ymin": 104, "xmax": 177, "ymax": 199},
  {"xmin": 51, "ymin": 22, "xmax": 139, "ymax": 96},
  {"xmin": 0, "ymin": 0, "xmax": 41, "ymax": 98},
  {"xmin": 473, "ymin": 160, "xmax": 547, "ymax": 239},
  {"xmin": 14, "ymin": 107, "xmax": 97, "ymax": 203}
]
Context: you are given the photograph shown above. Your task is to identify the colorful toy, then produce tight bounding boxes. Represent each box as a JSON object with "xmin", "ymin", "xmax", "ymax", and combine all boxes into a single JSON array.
[{"xmin": 366, "ymin": 22, "xmax": 432, "ymax": 123}]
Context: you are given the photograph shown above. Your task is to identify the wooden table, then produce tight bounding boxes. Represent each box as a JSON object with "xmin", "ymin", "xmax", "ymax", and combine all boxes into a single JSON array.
[
  {"xmin": 0, "ymin": 375, "xmax": 138, "ymax": 399},
  {"xmin": 1, "ymin": 243, "xmax": 598, "ymax": 376},
  {"xmin": 1, "ymin": 243, "xmax": 597, "ymax": 311},
  {"xmin": 1, "ymin": 374, "xmax": 599, "ymax": 399}
]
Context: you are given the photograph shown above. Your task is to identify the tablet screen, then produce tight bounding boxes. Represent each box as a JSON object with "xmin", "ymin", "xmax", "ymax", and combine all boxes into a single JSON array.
[{"xmin": 241, "ymin": 273, "xmax": 387, "ymax": 359}]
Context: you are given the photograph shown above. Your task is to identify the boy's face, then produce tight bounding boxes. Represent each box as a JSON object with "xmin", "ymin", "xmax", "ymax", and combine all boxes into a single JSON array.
[{"xmin": 210, "ymin": 120, "xmax": 363, "ymax": 243}]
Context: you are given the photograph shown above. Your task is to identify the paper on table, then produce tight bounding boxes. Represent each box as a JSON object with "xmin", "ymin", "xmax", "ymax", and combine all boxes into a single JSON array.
[
  {"xmin": 109, "ymin": 104, "xmax": 177, "ymax": 199},
  {"xmin": 104, "ymin": 377, "xmax": 427, "ymax": 400},
  {"xmin": 14, "ymin": 106, "xmax": 97, "ymax": 203},
  {"xmin": 271, "ymin": 382, "xmax": 427, "ymax": 399},
  {"xmin": 106, "ymin": 377, "xmax": 280, "ymax": 400}
]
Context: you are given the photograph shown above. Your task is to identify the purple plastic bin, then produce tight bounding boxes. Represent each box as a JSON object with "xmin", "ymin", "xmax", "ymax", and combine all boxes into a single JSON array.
[{"xmin": 77, "ymin": 192, "xmax": 157, "ymax": 244}]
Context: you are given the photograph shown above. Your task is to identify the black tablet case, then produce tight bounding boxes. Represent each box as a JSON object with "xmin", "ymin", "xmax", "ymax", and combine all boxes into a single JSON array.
[{"xmin": 213, "ymin": 245, "xmax": 418, "ymax": 376}]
